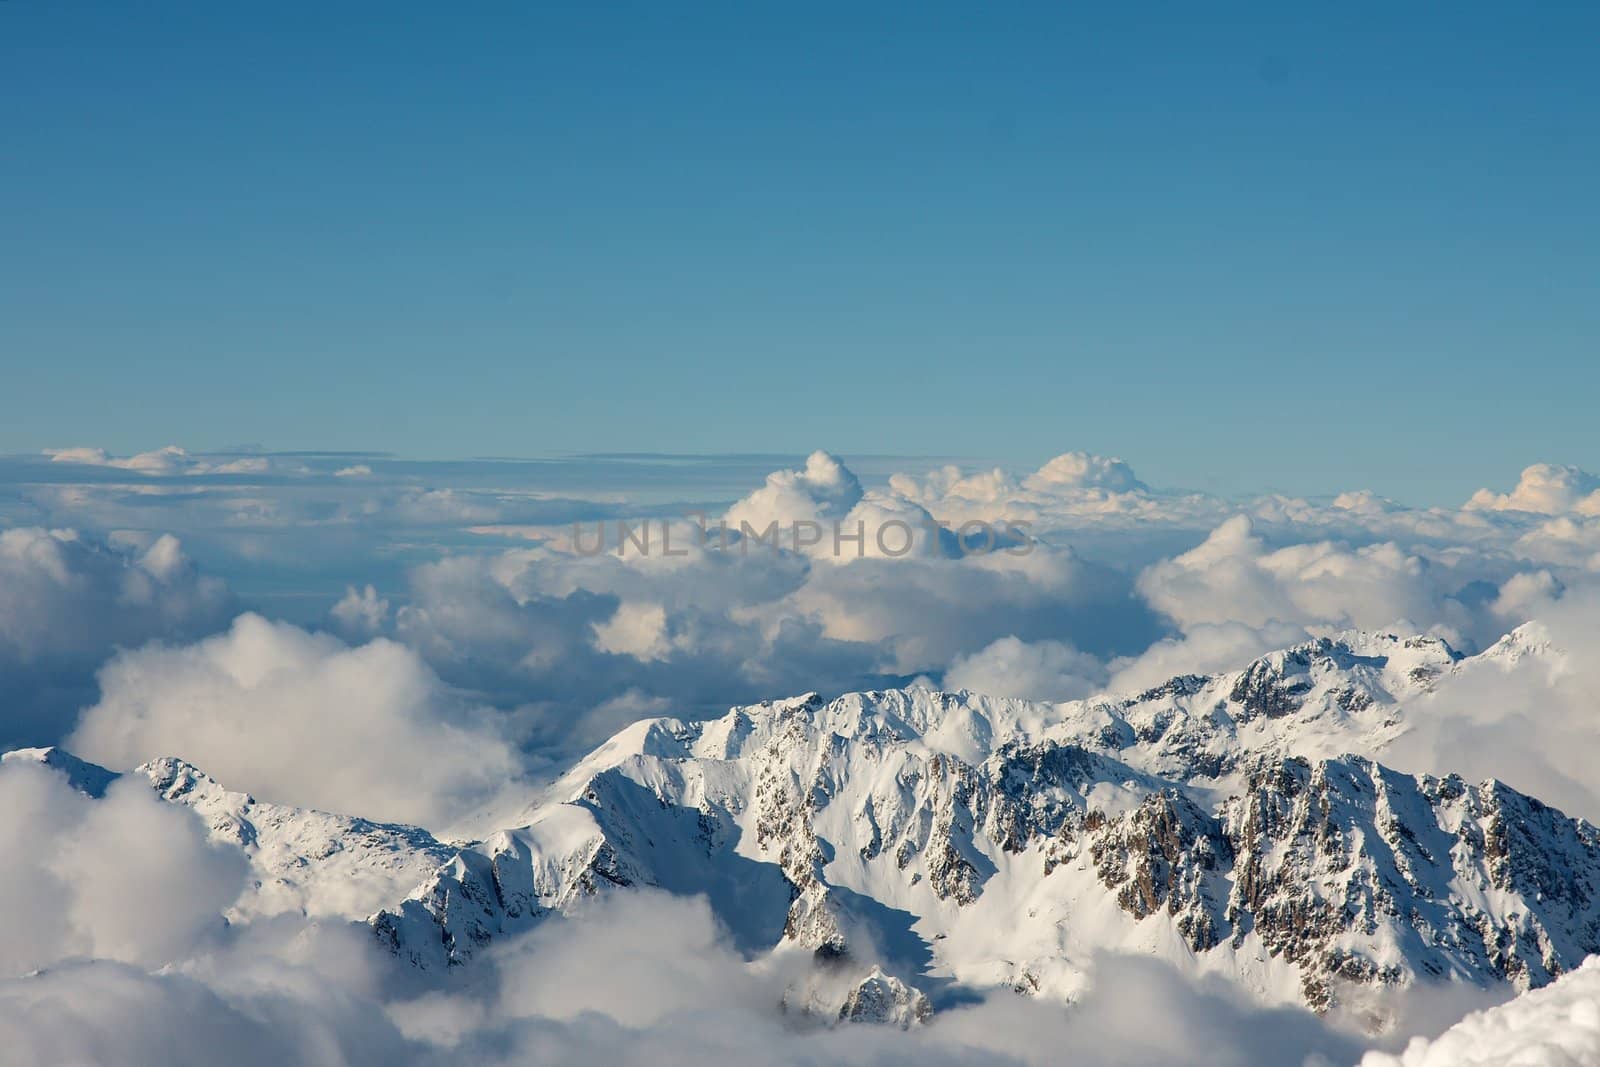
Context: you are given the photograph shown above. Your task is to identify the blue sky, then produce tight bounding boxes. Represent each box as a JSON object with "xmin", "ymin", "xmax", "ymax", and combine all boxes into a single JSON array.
[{"xmin": 3, "ymin": 1, "xmax": 1596, "ymax": 503}]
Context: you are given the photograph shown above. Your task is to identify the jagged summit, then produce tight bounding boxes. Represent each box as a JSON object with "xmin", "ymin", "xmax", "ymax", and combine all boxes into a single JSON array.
[
  {"xmin": 8, "ymin": 627, "xmax": 1591, "ymax": 1026},
  {"xmin": 349, "ymin": 628, "xmax": 1597, "ymax": 1021}
]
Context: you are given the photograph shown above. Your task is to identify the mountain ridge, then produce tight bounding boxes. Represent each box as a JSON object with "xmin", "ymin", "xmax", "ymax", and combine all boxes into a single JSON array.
[{"xmin": 8, "ymin": 624, "xmax": 1589, "ymax": 1028}]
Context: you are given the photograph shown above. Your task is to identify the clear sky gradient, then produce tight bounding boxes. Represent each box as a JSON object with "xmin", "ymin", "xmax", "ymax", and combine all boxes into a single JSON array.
[{"xmin": 3, "ymin": 2, "xmax": 1596, "ymax": 503}]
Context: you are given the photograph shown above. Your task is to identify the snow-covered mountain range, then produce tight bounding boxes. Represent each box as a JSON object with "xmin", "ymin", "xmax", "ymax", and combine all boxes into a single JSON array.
[{"xmin": 11, "ymin": 624, "xmax": 1595, "ymax": 1028}]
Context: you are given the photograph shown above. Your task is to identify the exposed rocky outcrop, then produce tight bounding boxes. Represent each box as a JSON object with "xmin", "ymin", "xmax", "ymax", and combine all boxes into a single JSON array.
[{"xmin": 35, "ymin": 627, "xmax": 1585, "ymax": 1026}]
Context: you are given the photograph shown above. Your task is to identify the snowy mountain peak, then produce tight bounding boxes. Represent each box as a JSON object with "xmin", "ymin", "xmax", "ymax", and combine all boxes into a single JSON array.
[
  {"xmin": 1, "ymin": 746, "xmax": 120, "ymax": 797},
  {"xmin": 1478, "ymin": 620, "xmax": 1563, "ymax": 668},
  {"xmin": 345, "ymin": 630, "xmax": 1600, "ymax": 1019},
  {"xmin": 14, "ymin": 626, "xmax": 1593, "ymax": 1028},
  {"xmin": 136, "ymin": 755, "xmax": 456, "ymax": 922}
]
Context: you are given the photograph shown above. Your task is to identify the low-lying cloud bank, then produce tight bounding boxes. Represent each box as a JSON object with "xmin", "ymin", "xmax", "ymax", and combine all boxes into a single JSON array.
[{"xmin": 8, "ymin": 447, "xmax": 1600, "ymax": 1063}]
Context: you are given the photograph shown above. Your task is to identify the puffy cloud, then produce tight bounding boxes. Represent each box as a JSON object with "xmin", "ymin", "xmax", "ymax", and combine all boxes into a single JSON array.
[
  {"xmin": 0, "ymin": 753, "xmax": 417, "ymax": 1060},
  {"xmin": 0, "ymin": 959, "xmax": 414, "ymax": 1067},
  {"xmin": 1024, "ymin": 451, "xmax": 1148, "ymax": 494},
  {"xmin": 0, "ymin": 759, "xmax": 246, "ymax": 976},
  {"xmin": 890, "ymin": 452, "xmax": 1202, "ymax": 535},
  {"xmin": 1331, "ymin": 490, "xmax": 1400, "ymax": 516},
  {"xmin": 69, "ymin": 614, "xmax": 524, "ymax": 826},
  {"xmin": 892, "ymin": 455, "xmax": 1196, "ymax": 566},
  {"xmin": 439, "ymin": 900, "xmax": 1362, "ymax": 1067},
  {"xmin": 361, "ymin": 455, "xmax": 1163, "ymax": 758},
  {"xmin": 942, "ymin": 637, "xmax": 1107, "ymax": 702},
  {"xmin": 0, "ymin": 527, "xmax": 232, "ymax": 747},
  {"xmin": 1383, "ymin": 583, "xmax": 1600, "ymax": 821},
  {"xmin": 0, "ymin": 879, "xmax": 1366, "ymax": 1067},
  {"xmin": 0, "ymin": 904, "xmax": 419, "ymax": 1067},
  {"xmin": 1465, "ymin": 463, "xmax": 1600, "ymax": 516},
  {"xmin": 590, "ymin": 601, "xmax": 672, "ymax": 661},
  {"xmin": 1136, "ymin": 515, "xmax": 1473, "ymax": 640},
  {"xmin": 723, "ymin": 451, "xmax": 970, "ymax": 561},
  {"xmin": 383, "ymin": 892, "xmax": 1362, "ymax": 1067},
  {"xmin": 486, "ymin": 892, "xmax": 771, "ymax": 1029},
  {"xmin": 770, "ymin": 543, "xmax": 1162, "ymax": 672},
  {"xmin": 1359, "ymin": 956, "xmax": 1600, "ymax": 1067},
  {"xmin": 1490, "ymin": 569, "xmax": 1563, "ymax": 620},
  {"xmin": 889, "ymin": 464, "xmax": 1021, "ymax": 507},
  {"xmin": 11, "ymin": 448, "xmax": 1587, "ymax": 803},
  {"xmin": 0, "ymin": 529, "xmax": 228, "ymax": 662},
  {"xmin": 8, "ymin": 449, "xmax": 641, "ymax": 618},
  {"xmin": 54, "ymin": 778, "xmax": 248, "ymax": 968},
  {"xmin": 329, "ymin": 584, "xmax": 391, "ymax": 638},
  {"xmin": 381, "ymin": 542, "xmax": 887, "ymax": 760},
  {"xmin": 1513, "ymin": 516, "xmax": 1600, "ymax": 570},
  {"xmin": 725, "ymin": 450, "xmax": 864, "ymax": 534}
]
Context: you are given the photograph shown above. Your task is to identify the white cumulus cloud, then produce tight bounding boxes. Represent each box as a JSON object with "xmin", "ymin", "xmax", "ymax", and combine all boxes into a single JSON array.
[
  {"xmin": 69, "ymin": 614, "xmax": 524, "ymax": 827},
  {"xmin": 1136, "ymin": 515, "xmax": 1470, "ymax": 639},
  {"xmin": 0, "ymin": 760, "xmax": 246, "ymax": 975},
  {"xmin": 1466, "ymin": 463, "xmax": 1600, "ymax": 516},
  {"xmin": 1359, "ymin": 955, "xmax": 1600, "ymax": 1067},
  {"xmin": 1024, "ymin": 451, "xmax": 1148, "ymax": 493},
  {"xmin": 0, "ymin": 528, "xmax": 232, "ymax": 747},
  {"xmin": 943, "ymin": 636, "xmax": 1108, "ymax": 702}
]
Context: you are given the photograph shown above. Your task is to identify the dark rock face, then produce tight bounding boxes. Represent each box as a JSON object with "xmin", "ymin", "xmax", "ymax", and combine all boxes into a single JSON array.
[
  {"xmin": 1090, "ymin": 789, "xmax": 1231, "ymax": 952},
  {"xmin": 376, "ymin": 713, "xmax": 1600, "ymax": 1009},
  {"xmin": 1218, "ymin": 755, "xmax": 1600, "ymax": 1011},
  {"xmin": 755, "ymin": 715, "xmax": 849, "ymax": 955},
  {"xmin": 364, "ymin": 637, "xmax": 1598, "ymax": 1017},
  {"xmin": 838, "ymin": 970, "xmax": 932, "ymax": 1028},
  {"xmin": 1224, "ymin": 639, "xmax": 1423, "ymax": 724},
  {"xmin": 1230, "ymin": 651, "xmax": 1317, "ymax": 720}
]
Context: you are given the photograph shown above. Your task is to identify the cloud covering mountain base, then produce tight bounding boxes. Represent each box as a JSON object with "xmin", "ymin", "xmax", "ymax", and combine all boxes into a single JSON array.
[{"xmin": 6, "ymin": 446, "xmax": 1600, "ymax": 1064}]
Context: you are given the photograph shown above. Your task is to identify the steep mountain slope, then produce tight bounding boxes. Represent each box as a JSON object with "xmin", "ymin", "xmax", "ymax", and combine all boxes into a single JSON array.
[
  {"xmin": 365, "ymin": 629, "xmax": 1599, "ymax": 1019},
  {"xmin": 11, "ymin": 626, "xmax": 1591, "ymax": 1026}
]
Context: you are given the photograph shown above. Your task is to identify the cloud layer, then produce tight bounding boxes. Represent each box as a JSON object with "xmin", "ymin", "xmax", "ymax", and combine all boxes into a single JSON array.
[{"xmin": 8, "ymin": 446, "xmax": 1600, "ymax": 1063}]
